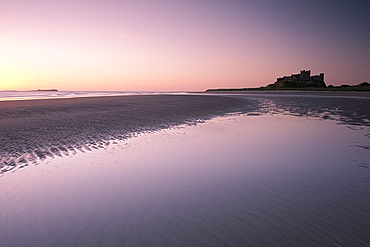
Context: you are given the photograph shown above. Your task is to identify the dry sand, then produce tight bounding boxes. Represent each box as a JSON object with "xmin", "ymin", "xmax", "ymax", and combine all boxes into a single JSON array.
[{"xmin": 0, "ymin": 94, "xmax": 254, "ymax": 173}]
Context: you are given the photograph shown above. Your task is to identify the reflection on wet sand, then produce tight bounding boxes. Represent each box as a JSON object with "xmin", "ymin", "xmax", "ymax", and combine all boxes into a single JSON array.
[
  {"xmin": 254, "ymin": 94, "xmax": 370, "ymax": 126},
  {"xmin": 0, "ymin": 113, "xmax": 369, "ymax": 246}
]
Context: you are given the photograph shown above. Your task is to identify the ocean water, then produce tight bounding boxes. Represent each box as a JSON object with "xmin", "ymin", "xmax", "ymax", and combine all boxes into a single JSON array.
[
  {"xmin": 0, "ymin": 90, "xmax": 179, "ymax": 101},
  {"xmin": 0, "ymin": 94, "xmax": 369, "ymax": 246}
]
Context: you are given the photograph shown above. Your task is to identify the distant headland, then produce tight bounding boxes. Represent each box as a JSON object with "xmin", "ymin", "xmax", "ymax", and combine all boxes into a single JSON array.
[
  {"xmin": 32, "ymin": 89, "xmax": 58, "ymax": 91},
  {"xmin": 206, "ymin": 70, "xmax": 370, "ymax": 92}
]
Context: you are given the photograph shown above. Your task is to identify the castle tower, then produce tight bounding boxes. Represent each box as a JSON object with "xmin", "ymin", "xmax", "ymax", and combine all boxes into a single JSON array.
[
  {"xmin": 319, "ymin": 73, "xmax": 324, "ymax": 82},
  {"xmin": 299, "ymin": 70, "xmax": 311, "ymax": 82}
]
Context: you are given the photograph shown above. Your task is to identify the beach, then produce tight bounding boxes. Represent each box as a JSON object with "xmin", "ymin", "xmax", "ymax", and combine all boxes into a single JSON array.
[
  {"xmin": 0, "ymin": 94, "xmax": 255, "ymax": 173},
  {"xmin": 0, "ymin": 93, "xmax": 369, "ymax": 246},
  {"xmin": 3, "ymin": 0, "xmax": 370, "ymax": 245}
]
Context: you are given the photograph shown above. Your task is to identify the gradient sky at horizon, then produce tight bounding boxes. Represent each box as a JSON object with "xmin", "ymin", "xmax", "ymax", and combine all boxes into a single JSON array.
[{"xmin": 1, "ymin": 0, "xmax": 369, "ymax": 91}]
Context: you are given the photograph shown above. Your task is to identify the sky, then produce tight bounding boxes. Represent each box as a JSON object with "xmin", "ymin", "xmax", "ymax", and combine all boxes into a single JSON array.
[{"xmin": 1, "ymin": 0, "xmax": 369, "ymax": 91}]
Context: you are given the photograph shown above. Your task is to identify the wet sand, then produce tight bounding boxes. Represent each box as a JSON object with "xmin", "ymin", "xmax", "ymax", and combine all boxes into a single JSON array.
[
  {"xmin": 0, "ymin": 94, "xmax": 369, "ymax": 246},
  {"xmin": 0, "ymin": 94, "xmax": 254, "ymax": 173},
  {"xmin": 1, "ymin": 114, "xmax": 369, "ymax": 246},
  {"xmin": 203, "ymin": 90, "xmax": 370, "ymax": 98}
]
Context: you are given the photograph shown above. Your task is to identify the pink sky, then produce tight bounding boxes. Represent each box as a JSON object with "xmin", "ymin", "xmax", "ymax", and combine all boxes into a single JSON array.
[{"xmin": 1, "ymin": 0, "xmax": 369, "ymax": 91}]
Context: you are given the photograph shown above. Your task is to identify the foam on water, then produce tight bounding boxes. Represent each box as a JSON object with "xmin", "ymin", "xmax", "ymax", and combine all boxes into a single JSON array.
[{"xmin": 0, "ymin": 90, "xmax": 181, "ymax": 101}]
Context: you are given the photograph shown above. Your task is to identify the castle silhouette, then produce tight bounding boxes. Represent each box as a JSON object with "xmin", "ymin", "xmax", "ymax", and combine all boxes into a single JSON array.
[{"xmin": 276, "ymin": 70, "xmax": 324, "ymax": 83}]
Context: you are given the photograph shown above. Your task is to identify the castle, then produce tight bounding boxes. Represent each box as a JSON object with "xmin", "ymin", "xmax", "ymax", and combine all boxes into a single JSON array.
[
  {"xmin": 266, "ymin": 70, "xmax": 326, "ymax": 88},
  {"xmin": 276, "ymin": 70, "xmax": 324, "ymax": 83}
]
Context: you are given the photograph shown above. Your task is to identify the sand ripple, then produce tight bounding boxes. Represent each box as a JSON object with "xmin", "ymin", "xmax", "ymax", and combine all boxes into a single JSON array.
[{"xmin": 0, "ymin": 95, "xmax": 254, "ymax": 174}]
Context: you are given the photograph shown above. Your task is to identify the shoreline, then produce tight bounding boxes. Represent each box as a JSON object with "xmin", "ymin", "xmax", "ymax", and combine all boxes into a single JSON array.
[
  {"xmin": 0, "ymin": 91, "xmax": 178, "ymax": 102},
  {"xmin": 0, "ymin": 94, "xmax": 253, "ymax": 174},
  {"xmin": 202, "ymin": 90, "xmax": 370, "ymax": 98}
]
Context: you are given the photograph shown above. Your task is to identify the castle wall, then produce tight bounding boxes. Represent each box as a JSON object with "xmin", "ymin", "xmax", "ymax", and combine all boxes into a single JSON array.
[{"xmin": 309, "ymin": 73, "xmax": 324, "ymax": 82}]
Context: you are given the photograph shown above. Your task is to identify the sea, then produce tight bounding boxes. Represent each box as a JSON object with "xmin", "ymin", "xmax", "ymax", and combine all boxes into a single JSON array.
[
  {"xmin": 0, "ymin": 90, "xmax": 181, "ymax": 101},
  {"xmin": 0, "ymin": 92, "xmax": 369, "ymax": 246}
]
